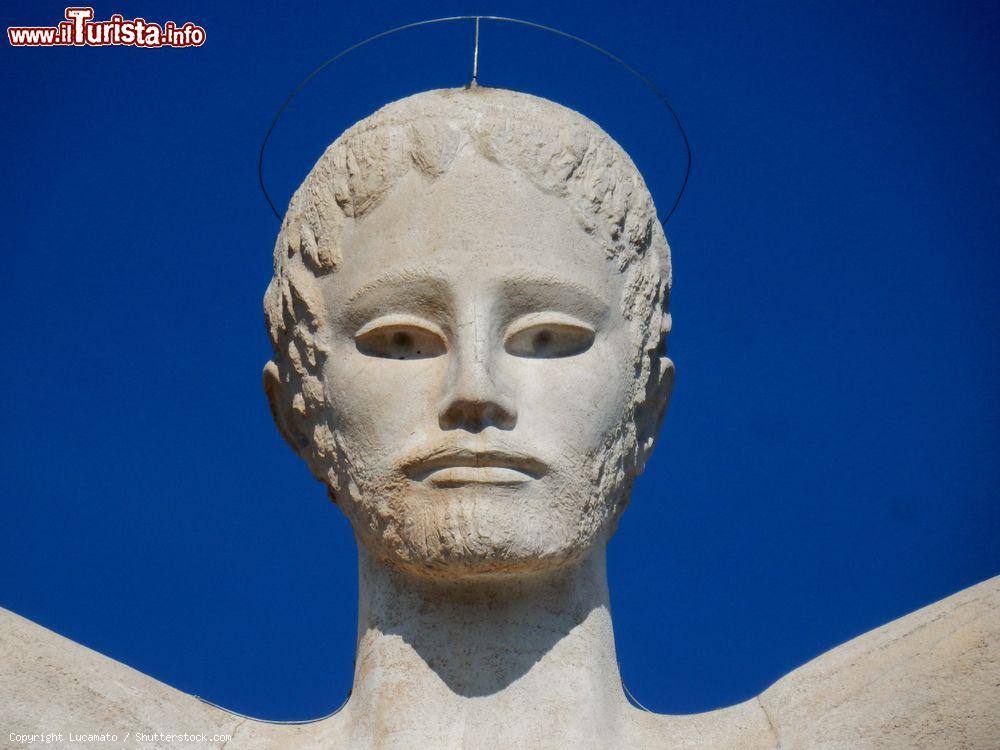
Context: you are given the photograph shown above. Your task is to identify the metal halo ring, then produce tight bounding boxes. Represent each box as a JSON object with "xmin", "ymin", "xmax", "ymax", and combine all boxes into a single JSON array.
[{"xmin": 258, "ymin": 15, "xmax": 692, "ymax": 225}]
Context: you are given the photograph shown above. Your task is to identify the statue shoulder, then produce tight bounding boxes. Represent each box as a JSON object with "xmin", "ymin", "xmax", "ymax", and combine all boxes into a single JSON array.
[
  {"xmin": 0, "ymin": 607, "xmax": 347, "ymax": 748},
  {"xmin": 0, "ymin": 606, "xmax": 240, "ymax": 745},
  {"xmin": 758, "ymin": 575, "xmax": 1000, "ymax": 749}
]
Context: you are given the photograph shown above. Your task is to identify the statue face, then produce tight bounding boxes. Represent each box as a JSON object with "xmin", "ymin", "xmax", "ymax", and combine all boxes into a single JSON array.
[{"xmin": 277, "ymin": 149, "xmax": 670, "ymax": 579}]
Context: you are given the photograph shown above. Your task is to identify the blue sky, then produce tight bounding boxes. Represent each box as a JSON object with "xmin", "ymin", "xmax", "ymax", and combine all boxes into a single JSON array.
[{"xmin": 2, "ymin": 0, "xmax": 998, "ymax": 720}]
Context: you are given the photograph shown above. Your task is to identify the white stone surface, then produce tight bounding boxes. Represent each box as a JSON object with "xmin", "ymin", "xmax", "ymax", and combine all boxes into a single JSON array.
[
  {"xmin": 2, "ymin": 577, "xmax": 996, "ymax": 748},
  {"xmin": 2, "ymin": 87, "xmax": 997, "ymax": 749}
]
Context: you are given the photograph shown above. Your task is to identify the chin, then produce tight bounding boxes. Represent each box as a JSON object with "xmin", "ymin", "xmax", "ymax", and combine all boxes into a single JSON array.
[{"xmin": 346, "ymin": 486, "xmax": 610, "ymax": 582}]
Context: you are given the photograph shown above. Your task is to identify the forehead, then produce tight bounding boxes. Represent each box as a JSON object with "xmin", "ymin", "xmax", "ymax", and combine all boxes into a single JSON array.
[{"xmin": 327, "ymin": 150, "xmax": 623, "ymax": 307}]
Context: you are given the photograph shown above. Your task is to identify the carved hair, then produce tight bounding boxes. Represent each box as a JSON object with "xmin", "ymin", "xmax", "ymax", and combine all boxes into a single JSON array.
[{"xmin": 264, "ymin": 87, "xmax": 672, "ymax": 492}]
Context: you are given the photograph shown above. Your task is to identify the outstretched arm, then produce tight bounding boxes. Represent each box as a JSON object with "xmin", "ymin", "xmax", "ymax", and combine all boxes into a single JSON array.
[
  {"xmin": 758, "ymin": 575, "xmax": 1000, "ymax": 749},
  {"xmin": 0, "ymin": 607, "xmax": 241, "ymax": 746}
]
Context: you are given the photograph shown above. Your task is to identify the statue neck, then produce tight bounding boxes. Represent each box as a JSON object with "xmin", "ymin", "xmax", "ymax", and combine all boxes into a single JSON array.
[{"xmin": 342, "ymin": 544, "xmax": 630, "ymax": 748}]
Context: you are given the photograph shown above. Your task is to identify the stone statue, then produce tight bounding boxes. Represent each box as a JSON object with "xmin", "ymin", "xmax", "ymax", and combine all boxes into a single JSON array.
[{"xmin": 2, "ymin": 87, "xmax": 997, "ymax": 749}]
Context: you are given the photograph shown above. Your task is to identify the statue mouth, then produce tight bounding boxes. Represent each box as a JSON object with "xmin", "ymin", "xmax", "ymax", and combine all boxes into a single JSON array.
[{"xmin": 401, "ymin": 447, "xmax": 548, "ymax": 486}]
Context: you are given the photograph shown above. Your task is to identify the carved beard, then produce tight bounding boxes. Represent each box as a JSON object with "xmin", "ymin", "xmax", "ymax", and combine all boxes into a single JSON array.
[{"xmin": 318, "ymin": 418, "xmax": 634, "ymax": 580}]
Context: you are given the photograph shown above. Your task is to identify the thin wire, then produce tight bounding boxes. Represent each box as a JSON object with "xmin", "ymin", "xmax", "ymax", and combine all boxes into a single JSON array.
[
  {"xmin": 194, "ymin": 690, "xmax": 350, "ymax": 725},
  {"xmin": 258, "ymin": 15, "xmax": 691, "ymax": 225},
  {"xmin": 472, "ymin": 16, "xmax": 480, "ymax": 85},
  {"xmin": 621, "ymin": 676, "xmax": 653, "ymax": 713}
]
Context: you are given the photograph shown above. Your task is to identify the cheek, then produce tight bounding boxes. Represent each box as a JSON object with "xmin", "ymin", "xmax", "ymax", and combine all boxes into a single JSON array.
[
  {"xmin": 322, "ymin": 344, "xmax": 445, "ymax": 453},
  {"xmin": 507, "ymin": 333, "xmax": 632, "ymax": 452}
]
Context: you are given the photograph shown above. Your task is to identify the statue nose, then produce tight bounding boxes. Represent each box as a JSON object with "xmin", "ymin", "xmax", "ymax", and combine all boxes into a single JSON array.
[{"xmin": 438, "ymin": 338, "xmax": 517, "ymax": 433}]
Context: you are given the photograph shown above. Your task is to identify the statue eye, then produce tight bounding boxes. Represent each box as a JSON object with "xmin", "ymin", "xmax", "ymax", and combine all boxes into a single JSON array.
[
  {"xmin": 505, "ymin": 318, "xmax": 595, "ymax": 359},
  {"xmin": 355, "ymin": 319, "xmax": 447, "ymax": 360}
]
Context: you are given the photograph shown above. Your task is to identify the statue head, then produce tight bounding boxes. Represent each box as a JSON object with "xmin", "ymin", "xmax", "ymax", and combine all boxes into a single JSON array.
[{"xmin": 263, "ymin": 88, "xmax": 674, "ymax": 581}]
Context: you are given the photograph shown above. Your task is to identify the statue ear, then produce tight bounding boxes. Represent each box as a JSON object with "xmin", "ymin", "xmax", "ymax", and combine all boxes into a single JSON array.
[
  {"xmin": 263, "ymin": 360, "xmax": 310, "ymax": 455},
  {"xmin": 635, "ymin": 348, "xmax": 675, "ymax": 475}
]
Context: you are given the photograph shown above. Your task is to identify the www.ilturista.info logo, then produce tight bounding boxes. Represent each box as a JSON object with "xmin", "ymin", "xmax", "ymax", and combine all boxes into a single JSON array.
[{"xmin": 8, "ymin": 7, "xmax": 206, "ymax": 47}]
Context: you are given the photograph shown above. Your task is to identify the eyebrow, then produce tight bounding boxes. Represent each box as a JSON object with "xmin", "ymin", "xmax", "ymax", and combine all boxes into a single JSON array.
[
  {"xmin": 343, "ymin": 266, "xmax": 451, "ymax": 309},
  {"xmin": 344, "ymin": 266, "xmax": 608, "ymax": 312},
  {"xmin": 496, "ymin": 273, "xmax": 609, "ymax": 317}
]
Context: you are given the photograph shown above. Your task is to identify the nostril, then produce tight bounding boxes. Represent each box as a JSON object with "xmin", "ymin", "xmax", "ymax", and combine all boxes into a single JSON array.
[
  {"xmin": 483, "ymin": 403, "xmax": 515, "ymax": 431},
  {"xmin": 439, "ymin": 398, "xmax": 516, "ymax": 432}
]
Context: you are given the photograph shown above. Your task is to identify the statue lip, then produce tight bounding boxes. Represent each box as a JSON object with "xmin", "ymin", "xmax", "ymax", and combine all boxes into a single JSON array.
[{"xmin": 402, "ymin": 447, "xmax": 548, "ymax": 483}]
